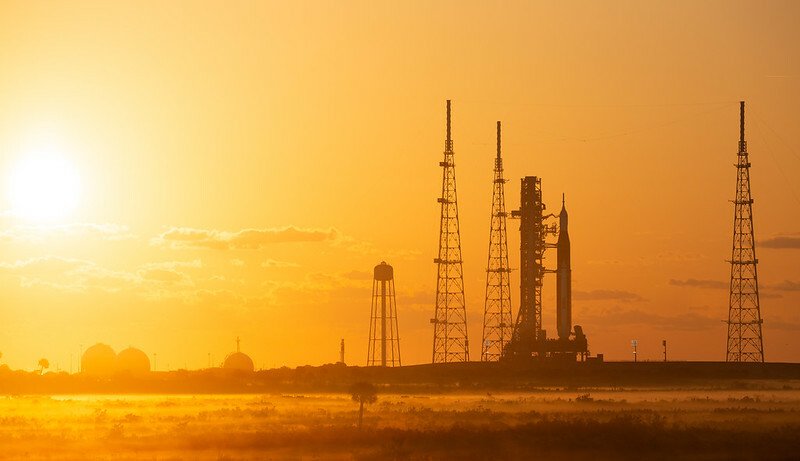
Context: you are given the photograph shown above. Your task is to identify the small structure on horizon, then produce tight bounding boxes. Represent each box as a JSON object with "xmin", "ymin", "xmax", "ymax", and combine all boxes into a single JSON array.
[
  {"xmin": 116, "ymin": 347, "xmax": 151, "ymax": 375},
  {"xmin": 223, "ymin": 337, "xmax": 255, "ymax": 372},
  {"xmin": 81, "ymin": 343, "xmax": 117, "ymax": 375},
  {"xmin": 81, "ymin": 343, "xmax": 152, "ymax": 375},
  {"xmin": 367, "ymin": 262, "xmax": 401, "ymax": 367}
]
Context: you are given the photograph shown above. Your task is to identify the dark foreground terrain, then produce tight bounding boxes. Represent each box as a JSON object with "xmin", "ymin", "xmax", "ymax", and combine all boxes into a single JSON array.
[
  {"xmin": 1, "ymin": 363, "xmax": 799, "ymax": 459},
  {"xmin": 2, "ymin": 361, "xmax": 799, "ymax": 394},
  {"xmin": 0, "ymin": 390, "xmax": 798, "ymax": 460}
]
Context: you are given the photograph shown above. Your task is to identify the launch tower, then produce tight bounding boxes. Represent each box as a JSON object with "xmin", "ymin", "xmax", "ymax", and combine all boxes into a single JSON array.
[
  {"xmin": 505, "ymin": 176, "xmax": 555, "ymax": 357},
  {"xmin": 431, "ymin": 100, "xmax": 470, "ymax": 363},
  {"xmin": 504, "ymin": 177, "xmax": 588, "ymax": 360}
]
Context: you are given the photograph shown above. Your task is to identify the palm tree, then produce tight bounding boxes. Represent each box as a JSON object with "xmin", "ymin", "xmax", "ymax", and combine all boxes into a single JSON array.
[
  {"xmin": 38, "ymin": 358, "xmax": 49, "ymax": 375},
  {"xmin": 349, "ymin": 382, "xmax": 378, "ymax": 429}
]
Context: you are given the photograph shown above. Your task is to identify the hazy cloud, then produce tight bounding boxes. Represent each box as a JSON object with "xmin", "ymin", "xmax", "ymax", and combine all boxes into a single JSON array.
[
  {"xmin": 397, "ymin": 290, "xmax": 433, "ymax": 310},
  {"xmin": 153, "ymin": 226, "xmax": 339, "ymax": 250},
  {"xmin": 137, "ymin": 268, "xmax": 190, "ymax": 284},
  {"xmin": 261, "ymin": 259, "xmax": 300, "ymax": 268},
  {"xmin": 342, "ymin": 270, "xmax": 372, "ymax": 280},
  {"xmin": 140, "ymin": 259, "xmax": 203, "ymax": 270},
  {"xmin": 0, "ymin": 223, "xmax": 134, "ymax": 242},
  {"xmin": 583, "ymin": 308, "xmax": 720, "ymax": 331},
  {"xmin": 0, "ymin": 256, "xmax": 138, "ymax": 293},
  {"xmin": 0, "ymin": 255, "xmax": 86, "ymax": 273},
  {"xmin": 656, "ymin": 252, "xmax": 706, "ymax": 262},
  {"xmin": 0, "ymin": 256, "xmax": 201, "ymax": 295},
  {"xmin": 768, "ymin": 316, "xmax": 800, "ymax": 331},
  {"xmin": 760, "ymin": 234, "xmax": 800, "ymax": 250},
  {"xmin": 573, "ymin": 289, "xmax": 644, "ymax": 302},
  {"xmin": 586, "ymin": 252, "xmax": 705, "ymax": 267},
  {"xmin": 768, "ymin": 280, "xmax": 800, "ymax": 292},
  {"xmin": 669, "ymin": 278, "xmax": 727, "ymax": 290}
]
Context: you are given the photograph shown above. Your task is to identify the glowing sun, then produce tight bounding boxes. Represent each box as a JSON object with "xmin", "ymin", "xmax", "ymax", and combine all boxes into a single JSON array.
[{"xmin": 8, "ymin": 153, "xmax": 82, "ymax": 221}]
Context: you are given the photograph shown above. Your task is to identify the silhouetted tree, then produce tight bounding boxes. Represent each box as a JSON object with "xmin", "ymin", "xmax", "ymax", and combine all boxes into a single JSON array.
[
  {"xmin": 38, "ymin": 358, "xmax": 49, "ymax": 375},
  {"xmin": 349, "ymin": 381, "xmax": 378, "ymax": 429}
]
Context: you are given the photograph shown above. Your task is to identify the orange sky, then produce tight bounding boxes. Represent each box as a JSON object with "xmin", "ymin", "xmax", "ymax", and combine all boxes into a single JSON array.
[{"xmin": 0, "ymin": 1, "xmax": 799, "ymax": 371}]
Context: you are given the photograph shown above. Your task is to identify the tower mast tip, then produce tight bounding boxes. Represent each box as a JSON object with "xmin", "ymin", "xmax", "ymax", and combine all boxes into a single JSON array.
[
  {"xmin": 496, "ymin": 121, "xmax": 501, "ymax": 159},
  {"xmin": 740, "ymin": 101, "xmax": 745, "ymax": 145},
  {"xmin": 446, "ymin": 100, "xmax": 452, "ymax": 143}
]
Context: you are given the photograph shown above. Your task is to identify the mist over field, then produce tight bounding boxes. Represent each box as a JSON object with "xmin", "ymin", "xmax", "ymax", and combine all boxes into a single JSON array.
[{"xmin": 0, "ymin": 387, "xmax": 797, "ymax": 460}]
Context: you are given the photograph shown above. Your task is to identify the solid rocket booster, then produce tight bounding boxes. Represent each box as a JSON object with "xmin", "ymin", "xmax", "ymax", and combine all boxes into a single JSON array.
[{"xmin": 556, "ymin": 195, "xmax": 572, "ymax": 340}]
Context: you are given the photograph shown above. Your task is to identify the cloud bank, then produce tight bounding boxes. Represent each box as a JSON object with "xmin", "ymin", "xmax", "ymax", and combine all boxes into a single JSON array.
[
  {"xmin": 153, "ymin": 226, "xmax": 340, "ymax": 250},
  {"xmin": 669, "ymin": 278, "xmax": 728, "ymax": 289},
  {"xmin": 573, "ymin": 289, "xmax": 644, "ymax": 302},
  {"xmin": 760, "ymin": 234, "xmax": 800, "ymax": 250}
]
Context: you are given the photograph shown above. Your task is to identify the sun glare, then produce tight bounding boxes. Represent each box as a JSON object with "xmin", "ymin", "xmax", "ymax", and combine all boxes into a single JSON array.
[{"xmin": 7, "ymin": 153, "xmax": 81, "ymax": 222}]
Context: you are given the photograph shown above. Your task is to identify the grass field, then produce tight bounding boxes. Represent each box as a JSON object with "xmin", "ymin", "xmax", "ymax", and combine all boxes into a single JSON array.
[{"xmin": 1, "ymin": 387, "xmax": 799, "ymax": 460}]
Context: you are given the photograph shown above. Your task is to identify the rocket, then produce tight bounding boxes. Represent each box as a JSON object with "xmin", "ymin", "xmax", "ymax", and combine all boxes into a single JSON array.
[{"xmin": 556, "ymin": 194, "xmax": 572, "ymax": 340}]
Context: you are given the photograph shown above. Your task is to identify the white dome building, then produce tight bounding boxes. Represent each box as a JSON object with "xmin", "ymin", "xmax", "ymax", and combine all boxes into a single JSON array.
[
  {"xmin": 81, "ymin": 343, "xmax": 117, "ymax": 375},
  {"xmin": 115, "ymin": 347, "xmax": 151, "ymax": 375},
  {"xmin": 223, "ymin": 337, "xmax": 255, "ymax": 372}
]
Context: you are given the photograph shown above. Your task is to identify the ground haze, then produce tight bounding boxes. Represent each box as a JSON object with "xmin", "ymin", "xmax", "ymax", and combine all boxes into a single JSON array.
[{"xmin": 1, "ymin": 385, "xmax": 797, "ymax": 460}]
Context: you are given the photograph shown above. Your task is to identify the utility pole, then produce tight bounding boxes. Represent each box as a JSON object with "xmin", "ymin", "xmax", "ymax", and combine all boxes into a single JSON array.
[{"xmin": 662, "ymin": 340, "xmax": 667, "ymax": 362}]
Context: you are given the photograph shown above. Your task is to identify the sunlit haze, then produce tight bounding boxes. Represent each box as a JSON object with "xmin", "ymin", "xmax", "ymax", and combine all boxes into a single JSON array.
[{"xmin": 0, "ymin": 1, "xmax": 799, "ymax": 372}]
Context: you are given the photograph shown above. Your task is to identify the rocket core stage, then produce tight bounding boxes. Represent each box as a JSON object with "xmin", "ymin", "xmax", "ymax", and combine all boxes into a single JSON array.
[{"xmin": 556, "ymin": 194, "xmax": 572, "ymax": 341}]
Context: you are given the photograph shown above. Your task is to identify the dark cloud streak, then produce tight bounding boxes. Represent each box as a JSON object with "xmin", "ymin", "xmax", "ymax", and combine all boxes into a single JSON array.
[
  {"xmin": 760, "ymin": 235, "xmax": 800, "ymax": 249},
  {"xmin": 573, "ymin": 289, "xmax": 644, "ymax": 302},
  {"xmin": 155, "ymin": 226, "xmax": 339, "ymax": 250},
  {"xmin": 669, "ymin": 278, "xmax": 727, "ymax": 290}
]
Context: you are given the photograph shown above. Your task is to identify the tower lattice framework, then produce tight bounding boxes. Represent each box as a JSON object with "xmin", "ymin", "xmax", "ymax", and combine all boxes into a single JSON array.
[
  {"xmin": 506, "ymin": 176, "xmax": 557, "ymax": 358},
  {"xmin": 726, "ymin": 101, "xmax": 765, "ymax": 363},
  {"xmin": 481, "ymin": 121, "xmax": 513, "ymax": 361},
  {"xmin": 431, "ymin": 100, "xmax": 470, "ymax": 363}
]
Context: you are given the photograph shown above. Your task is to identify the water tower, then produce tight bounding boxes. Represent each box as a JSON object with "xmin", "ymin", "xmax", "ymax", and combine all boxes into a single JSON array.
[{"xmin": 367, "ymin": 261, "xmax": 401, "ymax": 366}]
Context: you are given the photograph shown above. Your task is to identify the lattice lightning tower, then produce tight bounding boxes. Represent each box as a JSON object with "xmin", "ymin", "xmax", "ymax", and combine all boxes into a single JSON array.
[
  {"xmin": 481, "ymin": 121, "xmax": 513, "ymax": 361},
  {"xmin": 431, "ymin": 100, "xmax": 470, "ymax": 363},
  {"xmin": 726, "ymin": 101, "xmax": 765, "ymax": 363}
]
